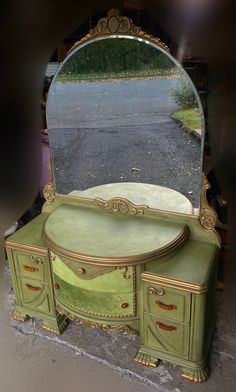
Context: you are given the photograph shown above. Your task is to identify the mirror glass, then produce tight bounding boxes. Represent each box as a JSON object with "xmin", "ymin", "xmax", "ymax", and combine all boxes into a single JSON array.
[{"xmin": 47, "ymin": 36, "xmax": 204, "ymax": 213}]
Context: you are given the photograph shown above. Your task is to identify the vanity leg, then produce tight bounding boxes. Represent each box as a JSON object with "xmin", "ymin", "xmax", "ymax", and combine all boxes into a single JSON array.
[
  {"xmin": 42, "ymin": 313, "xmax": 68, "ymax": 335},
  {"xmin": 181, "ymin": 361, "xmax": 208, "ymax": 383},
  {"xmin": 134, "ymin": 349, "xmax": 159, "ymax": 368},
  {"xmin": 11, "ymin": 308, "xmax": 30, "ymax": 322}
]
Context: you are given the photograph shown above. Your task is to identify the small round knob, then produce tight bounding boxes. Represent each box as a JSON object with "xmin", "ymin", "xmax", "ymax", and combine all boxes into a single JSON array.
[
  {"xmin": 121, "ymin": 303, "xmax": 129, "ymax": 309},
  {"xmin": 54, "ymin": 283, "xmax": 60, "ymax": 290},
  {"xmin": 77, "ymin": 267, "xmax": 85, "ymax": 275}
]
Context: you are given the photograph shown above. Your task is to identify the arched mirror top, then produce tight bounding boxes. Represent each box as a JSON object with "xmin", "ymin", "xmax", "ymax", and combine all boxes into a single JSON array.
[{"xmin": 46, "ymin": 9, "xmax": 206, "ymax": 217}]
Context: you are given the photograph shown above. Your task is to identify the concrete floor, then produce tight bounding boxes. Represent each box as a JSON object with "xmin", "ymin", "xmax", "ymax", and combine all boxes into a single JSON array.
[{"xmin": 1, "ymin": 246, "xmax": 236, "ymax": 392}]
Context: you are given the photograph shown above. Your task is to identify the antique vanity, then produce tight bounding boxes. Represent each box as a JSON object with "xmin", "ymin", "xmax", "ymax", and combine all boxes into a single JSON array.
[{"xmin": 5, "ymin": 10, "xmax": 220, "ymax": 383}]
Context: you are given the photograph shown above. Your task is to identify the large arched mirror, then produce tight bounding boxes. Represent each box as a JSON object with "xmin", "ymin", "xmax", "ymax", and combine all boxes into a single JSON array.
[{"xmin": 46, "ymin": 9, "xmax": 204, "ymax": 215}]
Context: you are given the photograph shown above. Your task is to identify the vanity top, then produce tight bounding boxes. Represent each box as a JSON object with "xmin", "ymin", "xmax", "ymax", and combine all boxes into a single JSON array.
[
  {"xmin": 143, "ymin": 239, "xmax": 218, "ymax": 292},
  {"xmin": 5, "ymin": 213, "xmax": 48, "ymax": 254},
  {"xmin": 42, "ymin": 202, "xmax": 190, "ymax": 266}
]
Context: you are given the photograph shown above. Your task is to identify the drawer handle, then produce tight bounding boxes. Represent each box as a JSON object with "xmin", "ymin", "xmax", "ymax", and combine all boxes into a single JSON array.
[
  {"xmin": 77, "ymin": 268, "xmax": 85, "ymax": 275},
  {"xmin": 25, "ymin": 284, "xmax": 42, "ymax": 292},
  {"xmin": 23, "ymin": 264, "xmax": 39, "ymax": 273},
  {"xmin": 155, "ymin": 300, "xmax": 177, "ymax": 310},
  {"xmin": 156, "ymin": 321, "xmax": 177, "ymax": 331},
  {"xmin": 148, "ymin": 287, "xmax": 165, "ymax": 296}
]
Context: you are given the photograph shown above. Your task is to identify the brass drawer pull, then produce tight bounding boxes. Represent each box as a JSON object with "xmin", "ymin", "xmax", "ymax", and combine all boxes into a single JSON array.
[
  {"xmin": 77, "ymin": 268, "xmax": 85, "ymax": 275},
  {"xmin": 23, "ymin": 264, "xmax": 39, "ymax": 273},
  {"xmin": 156, "ymin": 321, "xmax": 177, "ymax": 331},
  {"xmin": 25, "ymin": 284, "xmax": 42, "ymax": 292},
  {"xmin": 155, "ymin": 300, "xmax": 177, "ymax": 311},
  {"xmin": 147, "ymin": 287, "xmax": 165, "ymax": 296}
]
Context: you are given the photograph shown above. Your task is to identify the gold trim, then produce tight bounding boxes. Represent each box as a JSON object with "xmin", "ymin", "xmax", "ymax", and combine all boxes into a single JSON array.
[
  {"xmin": 50, "ymin": 193, "xmax": 196, "ymax": 219},
  {"xmin": 56, "ymin": 304, "xmax": 137, "ymax": 335},
  {"xmin": 42, "ymin": 222, "xmax": 190, "ymax": 267},
  {"xmin": 118, "ymin": 266, "xmax": 131, "ymax": 280},
  {"xmin": 96, "ymin": 197, "xmax": 148, "ymax": 216},
  {"xmin": 11, "ymin": 309, "xmax": 29, "ymax": 322},
  {"xmin": 199, "ymin": 174, "xmax": 218, "ymax": 231},
  {"xmin": 30, "ymin": 255, "xmax": 43, "ymax": 264},
  {"xmin": 43, "ymin": 159, "xmax": 55, "ymax": 204},
  {"xmin": 54, "ymin": 268, "xmax": 136, "ymax": 319},
  {"xmin": 147, "ymin": 287, "xmax": 165, "ymax": 296},
  {"xmin": 49, "ymin": 251, "xmax": 57, "ymax": 262},
  {"xmin": 133, "ymin": 266, "xmax": 137, "ymax": 317},
  {"xmin": 5, "ymin": 241, "xmax": 47, "ymax": 256},
  {"xmin": 142, "ymin": 273, "xmax": 205, "ymax": 294},
  {"xmin": 68, "ymin": 9, "xmax": 169, "ymax": 55},
  {"xmin": 181, "ymin": 366, "xmax": 208, "ymax": 383}
]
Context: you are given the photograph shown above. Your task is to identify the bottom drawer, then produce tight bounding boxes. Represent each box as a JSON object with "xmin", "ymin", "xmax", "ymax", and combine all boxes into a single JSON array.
[
  {"xmin": 18, "ymin": 278, "xmax": 51, "ymax": 315},
  {"xmin": 143, "ymin": 314, "xmax": 189, "ymax": 359},
  {"xmin": 54, "ymin": 274, "xmax": 135, "ymax": 318}
]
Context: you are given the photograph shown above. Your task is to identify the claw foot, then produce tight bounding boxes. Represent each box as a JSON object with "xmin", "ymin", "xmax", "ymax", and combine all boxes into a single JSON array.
[
  {"xmin": 182, "ymin": 364, "xmax": 208, "ymax": 383},
  {"xmin": 42, "ymin": 314, "xmax": 68, "ymax": 335},
  {"xmin": 11, "ymin": 309, "xmax": 29, "ymax": 322},
  {"xmin": 134, "ymin": 350, "xmax": 159, "ymax": 368}
]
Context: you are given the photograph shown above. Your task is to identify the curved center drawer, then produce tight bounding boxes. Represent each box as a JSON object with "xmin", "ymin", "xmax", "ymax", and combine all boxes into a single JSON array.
[{"xmin": 52, "ymin": 253, "xmax": 136, "ymax": 318}]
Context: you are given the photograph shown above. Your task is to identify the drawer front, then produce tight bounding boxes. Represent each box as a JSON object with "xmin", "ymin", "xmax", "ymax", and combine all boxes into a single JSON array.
[
  {"xmin": 143, "ymin": 314, "xmax": 189, "ymax": 359},
  {"xmin": 52, "ymin": 253, "xmax": 134, "ymax": 293},
  {"xmin": 18, "ymin": 278, "xmax": 51, "ymax": 314},
  {"xmin": 14, "ymin": 251, "xmax": 46, "ymax": 281},
  {"xmin": 143, "ymin": 282, "xmax": 190, "ymax": 323},
  {"xmin": 52, "ymin": 253, "xmax": 115, "ymax": 280},
  {"xmin": 54, "ymin": 274, "xmax": 135, "ymax": 318}
]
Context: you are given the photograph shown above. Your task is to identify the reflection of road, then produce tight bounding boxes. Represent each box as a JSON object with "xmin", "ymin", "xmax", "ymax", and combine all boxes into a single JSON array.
[
  {"xmin": 49, "ymin": 120, "xmax": 201, "ymax": 207},
  {"xmin": 47, "ymin": 78, "xmax": 202, "ymax": 208},
  {"xmin": 47, "ymin": 78, "xmax": 180, "ymax": 128}
]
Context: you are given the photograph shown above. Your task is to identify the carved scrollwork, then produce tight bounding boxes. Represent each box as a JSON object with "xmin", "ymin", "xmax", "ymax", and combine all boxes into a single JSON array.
[
  {"xmin": 118, "ymin": 266, "xmax": 131, "ymax": 280},
  {"xmin": 95, "ymin": 197, "xmax": 148, "ymax": 216},
  {"xmin": 199, "ymin": 174, "xmax": 218, "ymax": 230},
  {"xmin": 68, "ymin": 9, "xmax": 169, "ymax": 55},
  {"xmin": 30, "ymin": 255, "xmax": 43, "ymax": 264},
  {"xmin": 49, "ymin": 251, "xmax": 57, "ymax": 262},
  {"xmin": 43, "ymin": 159, "xmax": 55, "ymax": 203}
]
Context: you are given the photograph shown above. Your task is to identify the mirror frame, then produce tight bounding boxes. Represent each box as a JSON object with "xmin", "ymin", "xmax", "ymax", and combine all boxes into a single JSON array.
[{"xmin": 44, "ymin": 8, "xmax": 217, "ymax": 232}]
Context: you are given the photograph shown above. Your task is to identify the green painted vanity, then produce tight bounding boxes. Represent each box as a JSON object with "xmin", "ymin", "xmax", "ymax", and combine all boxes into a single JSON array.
[{"xmin": 5, "ymin": 9, "xmax": 220, "ymax": 383}]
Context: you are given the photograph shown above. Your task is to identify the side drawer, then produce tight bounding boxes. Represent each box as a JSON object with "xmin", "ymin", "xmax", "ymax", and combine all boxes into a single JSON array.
[
  {"xmin": 13, "ymin": 251, "xmax": 46, "ymax": 281},
  {"xmin": 18, "ymin": 278, "xmax": 52, "ymax": 315},
  {"xmin": 143, "ymin": 282, "xmax": 191, "ymax": 323},
  {"xmin": 143, "ymin": 314, "xmax": 190, "ymax": 359}
]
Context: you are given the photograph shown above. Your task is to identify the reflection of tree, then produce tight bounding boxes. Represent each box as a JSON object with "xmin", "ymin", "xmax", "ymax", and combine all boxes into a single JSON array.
[
  {"xmin": 170, "ymin": 79, "xmax": 198, "ymax": 109},
  {"xmin": 58, "ymin": 38, "xmax": 176, "ymax": 78}
]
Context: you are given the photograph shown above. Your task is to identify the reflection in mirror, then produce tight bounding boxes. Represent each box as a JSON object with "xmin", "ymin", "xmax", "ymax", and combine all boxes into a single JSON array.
[{"xmin": 47, "ymin": 37, "xmax": 203, "ymax": 211}]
